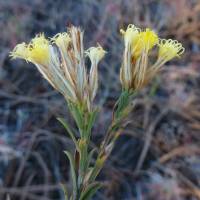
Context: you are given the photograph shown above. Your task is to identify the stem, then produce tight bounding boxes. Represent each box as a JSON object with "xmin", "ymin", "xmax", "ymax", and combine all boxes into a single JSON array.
[
  {"xmin": 70, "ymin": 104, "xmax": 96, "ymax": 200},
  {"xmin": 98, "ymin": 120, "xmax": 119, "ymax": 159},
  {"xmin": 101, "ymin": 90, "xmax": 134, "ymax": 152},
  {"xmin": 89, "ymin": 90, "xmax": 135, "ymax": 182},
  {"xmin": 76, "ymin": 134, "xmax": 89, "ymax": 199},
  {"xmin": 67, "ymin": 91, "xmax": 134, "ymax": 200}
]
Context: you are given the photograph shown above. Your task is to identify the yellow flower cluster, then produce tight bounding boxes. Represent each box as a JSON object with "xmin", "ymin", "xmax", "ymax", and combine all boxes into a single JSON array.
[
  {"xmin": 120, "ymin": 24, "xmax": 184, "ymax": 91},
  {"xmin": 10, "ymin": 24, "xmax": 184, "ymax": 103},
  {"xmin": 10, "ymin": 27, "xmax": 106, "ymax": 110}
]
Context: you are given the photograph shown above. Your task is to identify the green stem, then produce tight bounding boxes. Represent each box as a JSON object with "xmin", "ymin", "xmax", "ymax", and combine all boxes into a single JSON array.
[
  {"xmin": 89, "ymin": 90, "xmax": 135, "ymax": 182},
  {"xmin": 100, "ymin": 90, "xmax": 134, "ymax": 153},
  {"xmin": 73, "ymin": 107, "xmax": 97, "ymax": 200},
  {"xmin": 67, "ymin": 91, "xmax": 135, "ymax": 200}
]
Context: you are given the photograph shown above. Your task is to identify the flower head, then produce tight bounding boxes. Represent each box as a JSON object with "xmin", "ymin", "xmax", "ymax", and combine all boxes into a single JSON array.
[
  {"xmin": 28, "ymin": 34, "xmax": 50, "ymax": 65},
  {"xmin": 120, "ymin": 25, "xmax": 158, "ymax": 59},
  {"xmin": 158, "ymin": 39, "xmax": 185, "ymax": 62},
  {"xmin": 86, "ymin": 45, "xmax": 106, "ymax": 100},
  {"xmin": 10, "ymin": 34, "xmax": 50, "ymax": 66},
  {"xmin": 10, "ymin": 42, "xmax": 29, "ymax": 60},
  {"xmin": 52, "ymin": 32, "xmax": 71, "ymax": 46},
  {"xmin": 133, "ymin": 28, "xmax": 158, "ymax": 58},
  {"xmin": 85, "ymin": 44, "xmax": 106, "ymax": 65},
  {"xmin": 120, "ymin": 24, "xmax": 140, "ymax": 48},
  {"xmin": 51, "ymin": 32, "xmax": 71, "ymax": 53},
  {"xmin": 10, "ymin": 26, "xmax": 106, "ymax": 111},
  {"xmin": 120, "ymin": 24, "xmax": 184, "ymax": 91}
]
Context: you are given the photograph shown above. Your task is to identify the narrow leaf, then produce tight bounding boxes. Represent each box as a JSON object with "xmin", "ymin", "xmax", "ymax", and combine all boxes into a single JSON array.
[
  {"xmin": 89, "ymin": 155, "xmax": 106, "ymax": 182},
  {"xmin": 57, "ymin": 117, "xmax": 78, "ymax": 149},
  {"xmin": 78, "ymin": 139, "xmax": 88, "ymax": 175},
  {"xmin": 64, "ymin": 151, "xmax": 77, "ymax": 198},
  {"xmin": 80, "ymin": 182, "xmax": 102, "ymax": 200},
  {"xmin": 86, "ymin": 109, "xmax": 98, "ymax": 138},
  {"xmin": 68, "ymin": 102, "xmax": 84, "ymax": 133}
]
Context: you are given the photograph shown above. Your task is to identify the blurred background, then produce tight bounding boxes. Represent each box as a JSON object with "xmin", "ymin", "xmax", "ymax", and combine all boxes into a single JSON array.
[{"xmin": 0, "ymin": 0, "xmax": 200, "ymax": 199}]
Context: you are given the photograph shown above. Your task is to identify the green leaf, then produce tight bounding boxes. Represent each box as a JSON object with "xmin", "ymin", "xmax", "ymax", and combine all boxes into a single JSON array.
[
  {"xmin": 68, "ymin": 102, "xmax": 84, "ymax": 134},
  {"xmin": 89, "ymin": 155, "xmax": 106, "ymax": 182},
  {"xmin": 86, "ymin": 109, "xmax": 98, "ymax": 139},
  {"xmin": 114, "ymin": 90, "xmax": 136, "ymax": 120},
  {"xmin": 80, "ymin": 182, "xmax": 102, "ymax": 200},
  {"xmin": 114, "ymin": 91, "xmax": 129, "ymax": 118},
  {"xmin": 57, "ymin": 117, "xmax": 78, "ymax": 149},
  {"xmin": 64, "ymin": 151, "xmax": 77, "ymax": 198},
  {"xmin": 78, "ymin": 139, "xmax": 88, "ymax": 175},
  {"xmin": 83, "ymin": 149, "xmax": 97, "ymax": 184}
]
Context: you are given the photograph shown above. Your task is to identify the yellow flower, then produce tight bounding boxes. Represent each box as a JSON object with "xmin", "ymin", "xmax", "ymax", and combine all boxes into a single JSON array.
[
  {"xmin": 85, "ymin": 44, "xmax": 106, "ymax": 65},
  {"xmin": 51, "ymin": 32, "xmax": 71, "ymax": 50},
  {"xmin": 120, "ymin": 24, "xmax": 140, "ymax": 47},
  {"xmin": 86, "ymin": 44, "xmax": 106, "ymax": 101},
  {"xmin": 120, "ymin": 25, "xmax": 158, "ymax": 59},
  {"xmin": 28, "ymin": 34, "xmax": 50, "ymax": 65},
  {"xmin": 132, "ymin": 28, "xmax": 158, "ymax": 58},
  {"xmin": 10, "ymin": 34, "xmax": 50, "ymax": 66},
  {"xmin": 10, "ymin": 42, "xmax": 29, "ymax": 61},
  {"xmin": 158, "ymin": 39, "xmax": 185, "ymax": 62}
]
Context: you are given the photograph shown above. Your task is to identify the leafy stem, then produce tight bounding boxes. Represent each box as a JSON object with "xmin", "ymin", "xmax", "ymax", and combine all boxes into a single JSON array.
[
  {"xmin": 60, "ymin": 90, "xmax": 135, "ymax": 200},
  {"xmin": 88, "ymin": 90, "xmax": 135, "ymax": 183}
]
